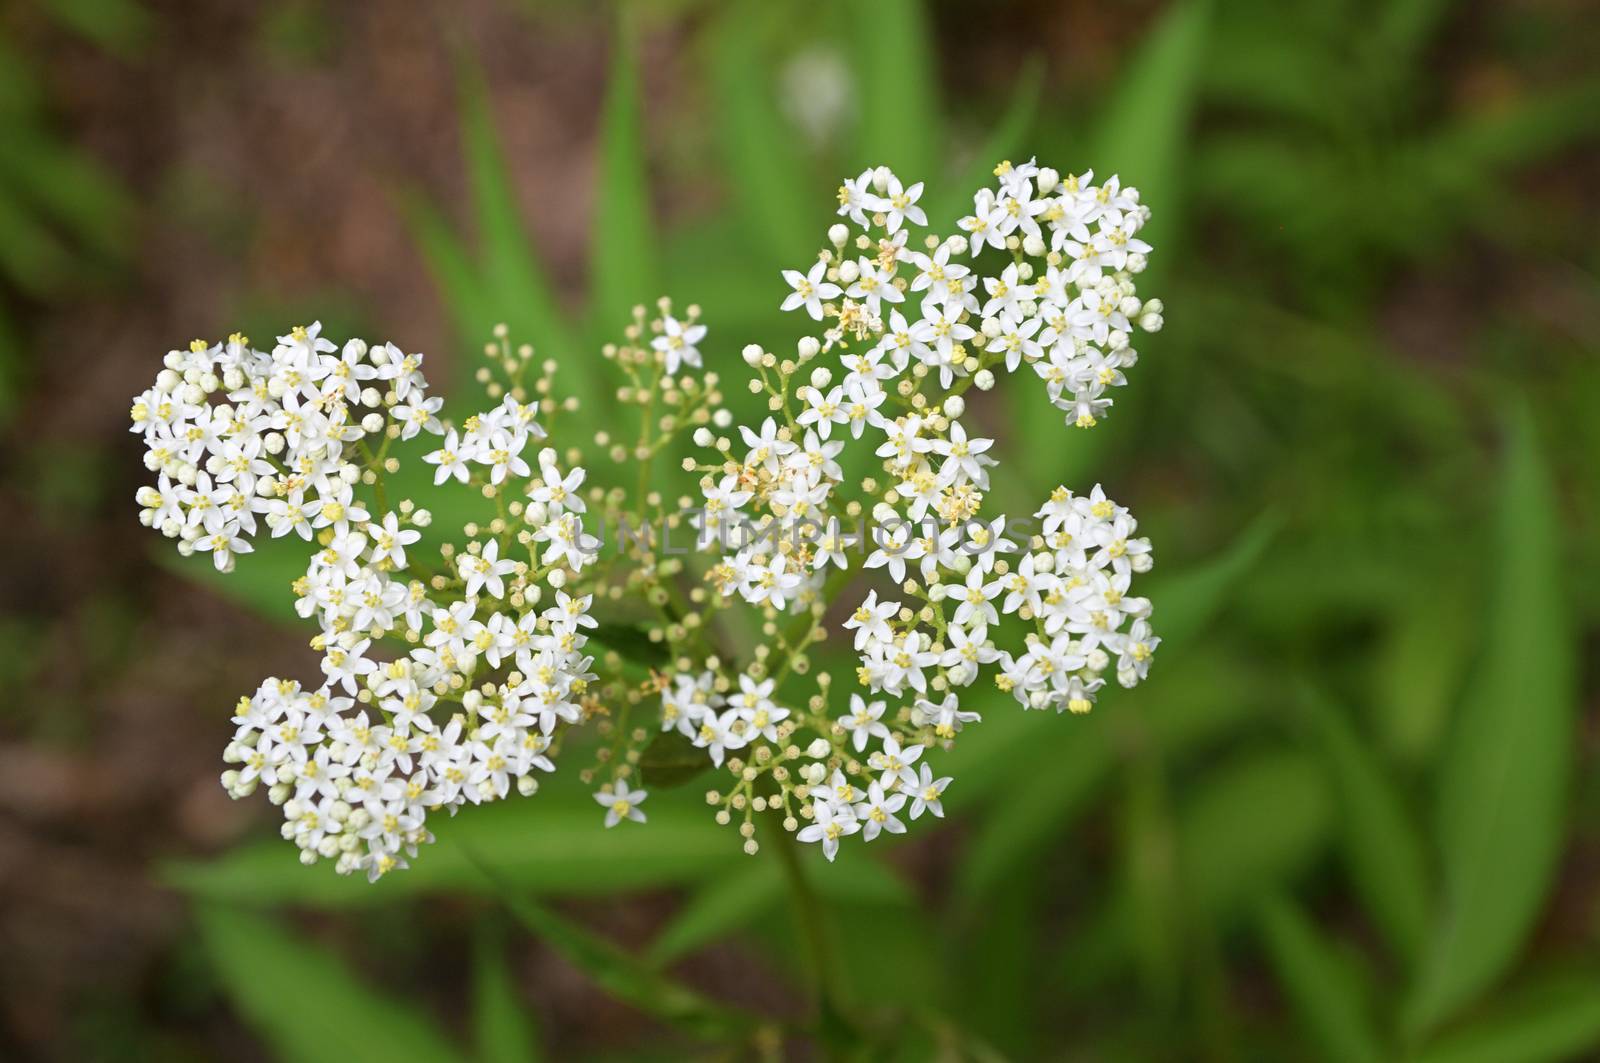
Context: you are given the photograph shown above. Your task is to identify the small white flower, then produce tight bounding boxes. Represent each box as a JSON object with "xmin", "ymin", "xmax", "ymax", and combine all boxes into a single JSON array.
[
  {"xmin": 651, "ymin": 316, "xmax": 707, "ymax": 374},
  {"xmin": 781, "ymin": 260, "xmax": 843, "ymax": 321},
  {"xmin": 595, "ymin": 779, "xmax": 648, "ymax": 827},
  {"xmin": 797, "ymin": 800, "xmax": 860, "ymax": 861}
]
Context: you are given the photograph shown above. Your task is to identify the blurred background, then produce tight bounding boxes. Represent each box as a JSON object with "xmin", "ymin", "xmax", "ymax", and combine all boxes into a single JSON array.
[{"xmin": 2, "ymin": 0, "xmax": 1597, "ymax": 1059}]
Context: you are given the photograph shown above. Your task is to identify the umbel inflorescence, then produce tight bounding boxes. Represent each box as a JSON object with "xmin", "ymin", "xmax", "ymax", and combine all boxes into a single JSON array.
[{"xmin": 132, "ymin": 159, "xmax": 1163, "ymax": 880}]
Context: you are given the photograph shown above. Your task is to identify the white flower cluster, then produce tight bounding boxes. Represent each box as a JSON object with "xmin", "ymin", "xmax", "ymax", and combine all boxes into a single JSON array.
[
  {"xmin": 671, "ymin": 161, "xmax": 1163, "ymax": 862},
  {"xmin": 131, "ymin": 324, "xmax": 439, "ymax": 570},
  {"xmin": 136, "ymin": 159, "xmax": 1165, "ymax": 878},
  {"xmin": 134, "ymin": 323, "xmax": 613, "ymax": 880},
  {"xmin": 222, "ymin": 573, "xmax": 593, "ymax": 880},
  {"xmin": 792, "ymin": 160, "xmax": 1162, "ymax": 428}
]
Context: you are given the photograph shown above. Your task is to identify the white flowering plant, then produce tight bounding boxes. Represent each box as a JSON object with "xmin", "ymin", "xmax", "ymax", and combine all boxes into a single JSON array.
[{"xmin": 133, "ymin": 159, "xmax": 1164, "ymax": 882}]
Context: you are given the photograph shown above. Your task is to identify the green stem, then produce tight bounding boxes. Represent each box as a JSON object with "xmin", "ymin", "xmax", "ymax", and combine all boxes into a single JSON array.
[{"xmin": 768, "ymin": 821, "xmax": 856, "ymax": 1054}]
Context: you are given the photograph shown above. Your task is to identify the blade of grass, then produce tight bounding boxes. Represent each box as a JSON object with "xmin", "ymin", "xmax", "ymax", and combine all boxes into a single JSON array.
[
  {"xmin": 195, "ymin": 902, "xmax": 468, "ymax": 1063},
  {"xmin": 1414, "ymin": 971, "xmax": 1600, "ymax": 1063},
  {"xmin": 589, "ymin": 10, "xmax": 658, "ymax": 340},
  {"xmin": 704, "ymin": 5, "xmax": 813, "ymax": 259},
  {"xmin": 1300, "ymin": 685, "xmax": 1432, "ymax": 970},
  {"xmin": 461, "ymin": 845, "xmax": 765, "ymax": 1043},
  {"xmin": 1179, "ymin": 748, "xmax": 1332, "ymax": 923},
  {"xmin": 165, "ymin": 788, "xmax": 744, "ymax": 906},
  {"xmin": 1405, "ymin": 402, "xmax": 1575, "ymax": 1037},
  {"xmin": 397, "ymin": 189, "xmax": 500, "ymax": 374},
  {"xmin": 646, "ymin": 852, "xmax": 910, "ymax": 968},
  {"xmin": 1256, "ymin": 893, "xmax": 1384, "ymax": 1063},
  {"xmin": 925, "ymin": 58, "xmax": 1043, "ymax": 231},
  {"xmin": 473, "ymin": 920, "xmax": 544, "ymax": 1063},
  {"xmin": 452, "ymin": 61, "xmax": 597, "ymax": 410},
  {"xmin": 848, "ymin": 0, "xmax": 936, "ymax": 179}
]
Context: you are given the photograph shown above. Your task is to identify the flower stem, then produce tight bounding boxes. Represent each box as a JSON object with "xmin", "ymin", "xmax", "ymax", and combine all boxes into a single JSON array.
[{"xmin": 768, "ymin": 820, "xmax": 856, "ymax": 1054}]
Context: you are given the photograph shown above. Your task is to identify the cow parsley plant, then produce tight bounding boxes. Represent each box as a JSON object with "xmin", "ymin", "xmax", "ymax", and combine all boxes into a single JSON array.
[{"xmin": 132, "ymin": 159, "xmax": 1163, "ymax": 879}]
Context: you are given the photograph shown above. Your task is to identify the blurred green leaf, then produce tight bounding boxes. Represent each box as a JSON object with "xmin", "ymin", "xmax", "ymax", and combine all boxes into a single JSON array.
[
  {"xmin": 647, "ymin": 862, "xmax": 779, "ymax": 968},
  {"xmin": 402, "ymin": 59, "xmax": 610, "ymax": 411},
  {"xmin": 458, "ymin": 65, "xmax": 575, "ymax": 356},
  {"xmin": 0, "ymin": 303, "xmax": 20, "ymax": 427},
  {"xmin": 399, "ymin": 190, "xmax": 500, "ymax": 375},
  {"xmin": 473, "ymin": 922, "xmax": 543, "ymax": 1063},
  {"xmin": 1091, "ymin": 0, "xmax": 1210, "ymax": 230},
  {"xmin": 1121, "ymin": 755, "xmax": 1182, "ymax": 1004},
  {"xmin": 0, "ymin": 124, "xmax": 133, "ymax": 260},
  {"xmin": 1178, "ymin": 748, "xmax": 1332, "ymax": 921},
  {"xmin": 949, "ymin": 708, "xmax": 1110, "ymax": 905},
  {"xmin": 590, "ymin": 11, "xmax": 658, "ymax": 339},
  {"xmin": 924, "ymin": 58, "xmax": 1043, "ymax": 230},
  {"xmin": 1423, "ymin": 82, "xmax": 1600, "ymax": 196},
  {"xmin": 950, "ymin": 874, "xmax": 1040, "ymax": 1057},
  {"xmin": 0, "ymin": 184, "xmax": 72, "ymax": 295},
  {"xmin": 1301, "ymin": 686, "xmax": 1431, "ymax": 969},
  {"xmin": 196, "ymin": 902, "xmax": 467, "ymax": 1063},
  {"xmin": 848, "ymin": 0, "xmax": 936, "ymax": 180},
  {"xmin": 704, "ymin": 5, "xmax": 813, "ymax": 258},
  {"xmin": 166, "ymin": 788, "xmax": 743, "ymax": 906},
  {"xmin": 0, "ymin": 37, "xmax": 42, "ymax": 114},
  {"xmin": 1414, "ymin": 972, "xmax": 1600, "ymax": 1063},
  {"xmin": 36, "ymin": 0, "xmax": 151, "ymax": 56},
  {"xmin": 1406, "ymin": 403, "xmax": 1575, "ymax": 1036},
  {"xmin": 1371, "ymin": 574, "xmax": 1475, "ymax": 765},
  {"xmin": 637, "ymin": 729, "xmax": 713, "ymax": 789},
  {"xmin": 1256, "ymin": 893, "xmax": 1384, "ymax": 1063},
  {"xmin": 471, "ymin": 855, "xmax": 762, "ymax": 1042},
  {"xmin": 1149, "ymin": 510, "xmax": 1278, "ymax": 650},
  {"xmin": 646, "ymin": 850, "xmax": 913, "ymax": 967}
]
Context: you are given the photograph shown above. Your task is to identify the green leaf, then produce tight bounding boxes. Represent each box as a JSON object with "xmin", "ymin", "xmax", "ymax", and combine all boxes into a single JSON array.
[
  {"xmin": 36, "ymin": 0, "xmax": 151, "ymax": 56},
  {"xmin": 0, "ymin": 303, "xmax": 19, "ymax": 427},
  {"xmin": 1120, "ymin": 755, "xmax": 1181, "ymax": 1004},
  {"xmin": 1178, "ymin": 748, "xmax": 1332, "ymax": 922},
  {"xmin": 1301, "ymin": 686, "xmax": 1432, "ymax": 969},
  {"xmin": 165, "ymin": 787, "xmax": 744, "ymax": 906},
  {"xmin": 1150, "ymin": 511, "xmax": 1278, "ymax": 650},
  {"xmin": 589, "ymin": 11, "xmax": 658, "ymax": 339},
  {"xmin": 425, "ymin": 60, "xmax": 600, "ymax": 411},
  {"xmin": 0, "ymin": 124, "xmax": 132, "ymax": 260},
  {"xmin": 647, "ymin": 862, "xmax": 781, "ymax": 968},
  {"xmin": 704, "ymin": 5, "xmax": 812, "ymax": 258},
  {"xmin": 638, "ymin": 730, "xmax": 714, "ymax": 789},
  {"xmin": 467, "ymin": 853, "xmax": 762, "ymax": 1042},
  {"xmin": 646, "ymin": 851, "xmax": 914, "ymax": 967},
  {"xmin": 0, "ymin": 182, "xmax": 72, "ymax": 294},
  {"xmin": 195, "ymin": 902, "xmax": 468, "ymax": 1063},
  {"xmin": 1255, "ymin": 893, "xmax": 1384, "ymax": 1063},
  {"xmin": 924, "ymin": 59, "xmax": 1043, "ymax": 231},
  {"xmin": 1371, "ymin": 573, "xmax": 1475, "ymax": 765},
  {"xmin": 398, "ymin": 190, "xmax": 500, "ymax": 372},
  {"xmin": 1406, "ymin": 403, "xmax": 1575, "ymax": 1036},
  {"xmin": 949, "ymin": 874, "xmax": 1041, "ymax": 1057},
  {"xmin": 1414, "ymin": 972, "xmax": 1600, "ymax": 1063},
  {"xmin": 1424, "ymin": 82, "xmax": 1600, "ymax": 190},
  {"xmin": 1090, "ymin": 0, "xmax": 1210, "ymax": 225},
  {"xmin": 848, "ymin": 0, "xmax": 936, "ymax": 180},
  {"xmin": 473, "ymin": 922, "xmax": 543, "ymax": 1063}
]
